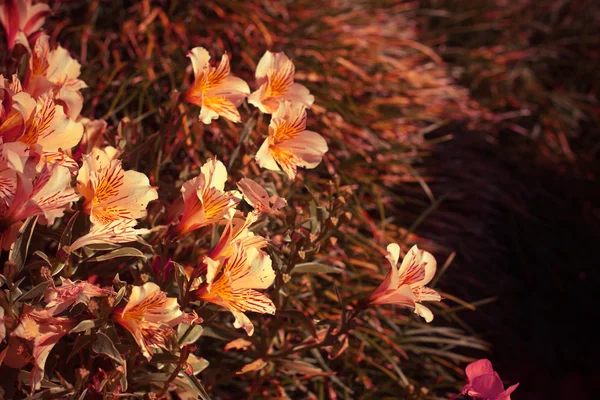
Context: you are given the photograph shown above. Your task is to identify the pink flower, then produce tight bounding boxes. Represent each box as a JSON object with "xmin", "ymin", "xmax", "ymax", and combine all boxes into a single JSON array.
[
  {"xmin": 248, "ymin": 50, "xmax": 314, "ymax": 114},
  {"xmin": 237, "ymin": 177, "xmax": 287, "ymax": 214},
  {"xmin": 44, "ymin": 278, "xmax": 114, "ymax": 315},
  {"xmin": 454, "ymin": 359, "xmax": 519, "ymax": 400},
  {"xmin": 0, "ymin": 0, "xmax": 50, "ymax": 51},
  {"xmin": 366, "ymin": 243, "xmax": 441, "ymax": 322},
  {"xmin": 184, "ymin": 47, "xmax": 250, "ymax": 124},
  {"xmin": 255, "ymin": 102, "xmax": 328, "ymax": 180},
  {"xmin": 3, "ymin": 305, "xmax": 75, "ymax": 391}
]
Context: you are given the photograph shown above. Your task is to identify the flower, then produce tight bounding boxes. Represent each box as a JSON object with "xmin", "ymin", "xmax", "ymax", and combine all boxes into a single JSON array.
[
  {"xmin": 193, "ymin": 243, "xmax": 275, "ymax": 335},
  {"xmin": 44, "ymin": 278, "xmax": 114, "ymax": 315},
  {"xmin": 184, "ymin": 47, "xmax": 250, "ymax": 124},
  {"xmin": 256, "ymin": 102, "xmax": 327, "ymax": 179},
  {"xmin": 366, "ymin": 243, "xmax": 441, "ymax": 322},
  {"xmin": 237, "ymin": 177, "xmax": 287, "ymax": 214},
  {"xmin": 0, "ymin": 0, "xmax": 50, "ymax": 51},
  {"xmin": 452, "ymin": 359, "xmax": 519, "ymax": 400},
  {"xmin": 211, "ymin": 212, "xmax": 268, "ymax": 260},
  {"xmin": 24, "ymin": 35, "xmax": 88, "ymax": 119},
  {"xmin": 113, "ymin": 282, "xmax": 183, "ymax": 360},
  {"xmin": 0, "ymin": 137, "xmax": 29, "ymax": 203},
  {"xmin": 3, "ymin": 305, "xmax": 75, "ymax": 391},
  {"xmin": 1, "ymin": 162, "xmax": 79, "ymax": 249},
  {"xmin": 76, "ymin": 147, "xmax": 158, "ymax": 226},
  {"xmin": 248, "ymin": 50, "xmax": 314, "ymax": 114},
  {"xmin": 69, "ymin": 219, "xmax": 150, "ymax": 252},
  {"xmin": 0, "ymin": 78, "xmax": 37, "ymax": 143},
  {"xmin": 174, "ymin": 159, "xmax": 240, "ymax": 236}
]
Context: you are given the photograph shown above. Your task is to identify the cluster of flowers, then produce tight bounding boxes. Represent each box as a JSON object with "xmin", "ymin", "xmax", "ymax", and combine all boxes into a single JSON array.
[{"xmin": 0, "ymin": 0, "xmax": 518, "ymax": 397}]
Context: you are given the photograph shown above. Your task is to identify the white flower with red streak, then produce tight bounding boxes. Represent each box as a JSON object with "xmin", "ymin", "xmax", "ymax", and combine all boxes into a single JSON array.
[
  {"xmin": 184, "ymin": 47, "xmax": 250, "ymax": 124},
  {"xmin": 0, "ymin": 0, "xmax": 50, "ymax": 51},
  {"xmin": 24, "ymin": 35, "xmax": 88, "ymax": 120},
  {"xmin": 256, "ymin": 102, "xmax": 327, "ymax": 180},
  {"xmin": 69, "ymin": 219, "xmax": 150, "ymax": 252},
  {"xmin": 366, "ymin": 243, "xmax": 441, "ymax": 322},
  {"xmin": 113, "ymin": 282, "xmax": 183, "ymax": 360},
  {"xmin": 77, "ymin": 147, "xmax": 158, "ymax": 226},
  {"xmin": 248, "ymin": 50, "xmax": 314, "ymax": 114}
]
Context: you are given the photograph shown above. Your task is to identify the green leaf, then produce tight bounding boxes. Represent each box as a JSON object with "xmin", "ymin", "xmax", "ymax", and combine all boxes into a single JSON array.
[
  {"xmin": 60, "ymin": 211, "xmax": 80, "ymax": 247},
  {"xmin": 149, "ymin": 352, "xmax": 180, "ymax": 364},
  {"xmin": 15, "ymin": 280, "xmax": 51, "ymax": 302},
  {"xmin": 177, "ymin": 324, "xmax": 204, "ymax": 346},
  {"xmin": 89, "ymin": 247, "xmax": 145, "ymax": 262},
  {"xmin": 290, "ymin": 262, "xmax": 342, "ymax": 274},
  {"xmin": 92, "ymin": 332, "xmax": 124, "ymax": 365},
  {"xmin": 71, "ymin": 319, "xmax": 102, "ymax": 333},
  {"xmin": 68, "ymin": 334, "xmax": 94, "ymax": 362},
  {"xmin": 7, "ymin": 216, "xmax": 38, "ymax": 280}
]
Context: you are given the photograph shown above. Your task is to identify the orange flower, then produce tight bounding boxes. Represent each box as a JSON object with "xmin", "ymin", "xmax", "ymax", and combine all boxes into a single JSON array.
[
  {"xmin": 175, "ymin": 159, "xmax": 240, "ymax": 236},
  {"xmin": 77, "ymin": 147, "xmax": 158, "ymax": 226},
  {"xmin": 24, "ymin": 35, "xmax": 88, "ymax": 119},
  {"xmin": 248, "ymin": 50, "xmax": 314, "ymax": 114},
  {"xmin": 113, "ymin": 282, "xmax": 183, "ymax": 360},
  {"xmin": 185, "ymin": 47, "xmax": 250, "ymax": 124},
  {"xmin": 0, "ymin": 0, "xmax": 50, "ymax": 51},
  {"xmin": 366, "ymin": 243, "xmax": 441, "ymax": 322},
  {"xmin": 194, "ymin": 243, "xmax": 275, "ymax": 335},
  {"xmin": 4, "ymin": 306, "xmax": 75, "ymax": 391},
  {"xmin": 256, "ymin": 102, "xmax": 328, "ymax": 179}
]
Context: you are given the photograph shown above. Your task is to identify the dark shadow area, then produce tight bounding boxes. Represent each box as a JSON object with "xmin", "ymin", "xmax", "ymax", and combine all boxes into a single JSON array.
[{"xmin": 419, "ymin": 129, "xmax": 600, "ymax": 399}]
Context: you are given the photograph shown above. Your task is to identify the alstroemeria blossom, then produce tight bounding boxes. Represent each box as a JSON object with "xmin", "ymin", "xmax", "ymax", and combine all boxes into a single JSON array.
[
  {"xmin": 18, "ymin": 93, "xmax": 84, "ymax": 171},
  {"xmin": 175, "ymin": 159, "xmax": 240, "ymax": 236},
  {"xmin": 256, "ymin": 102, "xmax": 327, "ymax": 179},
  {"xmin": 0, "ymin": 138, "xmax": 29, "ymax": 203},
  {"xmin": 1, "ymin": 162, "xmax": 79, "ymax": 249},
  {"xmin": 0, "ymin": 0, "xmax": 50, "ymax": 51},
  {"xmin": 77, "ymin": 147, "xmax": 158, "ymax": 226},
  {"xmin": 366, "ymin": 243, "xmax": 441, "ymax": 322},
  {"xmin": 208, "ymin": 212, "xmax": 268, "ymax": 262},
  {"xmin": 237, "ymin": 177, "xmax": 287, "ymax": 214},
  {"xmin": 4, "ymin": 306, "xmax": 75, "ymax": 391},
  {"xmin": 44, "ymin": 278, "xmax": 114, "ymax": 315},
  {"xmin": 113, "ymin": 282, "xmax": 183, "ymax": 360},
  {"xmin": 184, "ymin": 47, "xmax": 250, "ymax": 124},
  {"xmin": 0, "ymin": 78, "xmax": 36, "ymax": 143},
  {"xmin": 248, "ymin": 50, "xmax": 314, "ymax": 114},
  {"xmin": 194, "ymin": 243, "xmax": 275, "ymax": 336},
  {"xmin": 25, "ymin": 35, "xmax": 88, "ymax": 120},
  {"xmin": 452, "ymin": 359, "xmax": 519, "ymax": 400},
  {"xmin": 69, "ymin": 219, "xmax": 150, "ymax": 252}
]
